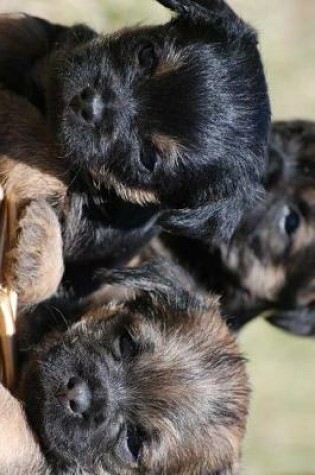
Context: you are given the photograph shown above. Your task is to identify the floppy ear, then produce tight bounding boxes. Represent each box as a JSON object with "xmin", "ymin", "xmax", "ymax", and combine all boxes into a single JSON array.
[
  {"xmin": 0, "ymin": 14, "xmax": 95, "ymax": 108},
  {"xmin": 92, "ymin": 259, "xmax": 194, "ymax": 301},
  {"xmin": 267, "ymin": 309, "xmax": 315, "ymax": 337},
  {"xmin": 0, "ymin": 14, "xmax": 65, "ymax": 93},
  {"xmin": 156, "ymin": 0, "xmax": 255, "ymax": 40},
  {"xmin": 159, "ymin": 194, "xmax": 250, "ymax": 244}
]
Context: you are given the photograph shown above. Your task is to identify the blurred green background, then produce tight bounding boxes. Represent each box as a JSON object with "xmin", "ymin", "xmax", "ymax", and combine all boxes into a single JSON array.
[{"xmin": 1, "ymin": 0, "xmax": 315, "ymax": 473}]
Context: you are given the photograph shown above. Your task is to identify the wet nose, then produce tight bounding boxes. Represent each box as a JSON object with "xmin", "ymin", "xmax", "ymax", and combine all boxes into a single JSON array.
[
  {"xmin": 61, "ymin": 377, "xmax": 92, "ymax": 415},
  {"xmin": 70, "ymin": 87, "xmax": 105, "ymax": 125}
]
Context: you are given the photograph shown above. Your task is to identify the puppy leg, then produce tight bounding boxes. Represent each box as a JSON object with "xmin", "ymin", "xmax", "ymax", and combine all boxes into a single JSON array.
[
  {"xmin": 0, "ymin": 383, "xmax": 47, "ymax": 474},
  {"xmin": 7, "ymin": 200, "xmax": 64, "ymax": 305}
]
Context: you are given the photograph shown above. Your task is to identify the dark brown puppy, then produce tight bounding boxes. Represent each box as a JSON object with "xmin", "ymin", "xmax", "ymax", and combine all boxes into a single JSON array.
[
  {"xmin": 18, "ymin": 262, "xmax": 249, "ymax": 475},
  {"xmin": 0, "ymin": 85, "xmax": 66, "ymax": 304},
  {"xmin": 159, "ymin": 121, "xmax": 315, "ymax": 336}
]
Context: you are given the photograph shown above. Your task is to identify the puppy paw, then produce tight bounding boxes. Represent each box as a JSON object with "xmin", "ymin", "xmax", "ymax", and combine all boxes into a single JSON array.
[{"xmin": 7, "ymin": 200, "xmax": 64, "ymax": 304}]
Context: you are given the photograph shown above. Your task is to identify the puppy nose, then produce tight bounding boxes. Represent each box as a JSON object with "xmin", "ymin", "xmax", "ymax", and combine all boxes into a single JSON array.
[
  {"xmin": 70, "ymin": 87, "xmax": 105, "ymax": 125},
  {"xmin": 61, "ymin": 377, "xmax": 92, "ymax": 415}
]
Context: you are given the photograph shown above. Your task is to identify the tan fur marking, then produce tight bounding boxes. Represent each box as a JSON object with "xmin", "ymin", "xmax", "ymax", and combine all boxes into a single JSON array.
[
  {"xmin": 299, "ymin": 188, "xmax": 315, "ymax": 206},
  {"xmin": 7, "ymin": 200, "xmax": 64, "ymax": 305},
  {"xmin": 243, "ymin": 260, "xmax": 286, "ymax": 301},
  {"xmin": 0, "ymin": 88, "xmax": 68, "ymax": 305},
  {"xmin": 0, "ymin": 88, "xmax": 67, "ymax": 208},
  {"xmin": 293, "ymin": 222, "xmax": 315, "ymax": 253},
  {"xmin": 105, "ymin": 172, "xmax": 159, "ymax": 205},
  {"xmin": 0, "ymin": 384, "xmax": 48, "ymax": 474},
  {"xmin": 155, "ymin": 60, "xmax": 183, "ymax": 77},
  {"xmin": 151, "ymin": 133, "xmax": 181, "ymax": 158}
]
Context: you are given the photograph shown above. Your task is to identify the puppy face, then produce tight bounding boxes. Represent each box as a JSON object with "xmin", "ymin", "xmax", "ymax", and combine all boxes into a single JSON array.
[
  {"xmin": 19, "ymin": 269, "xmax": 249, "ymax": 474},
  {"xmin": 47, "ymin": 0, "xmax": 269, "ymax": 230},
  {"xmin": 0, "ymin": 0, "xmax": 269, "ymax": 242},
  {"xmin": 221, "ymin": 121, "xmax": 315, "ymax": 302}
]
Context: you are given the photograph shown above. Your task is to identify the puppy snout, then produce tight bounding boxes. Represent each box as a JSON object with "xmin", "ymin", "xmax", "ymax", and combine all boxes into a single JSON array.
[
  {"xmin": 61, "ymin": 377, "xmax": 92, "ymax": 415},
  {"xmin": 70, "ymin": 87, "xmax": 105, "ymax": 125}
]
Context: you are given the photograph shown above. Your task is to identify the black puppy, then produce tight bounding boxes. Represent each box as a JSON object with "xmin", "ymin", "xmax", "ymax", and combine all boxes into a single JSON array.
[
  {"xmin": 160, "ymin": 121, "xmax": 315, "ymax": 336},
  {"xmin": 0, "ymin": 0, "xmax": 270, "ymax": 267},
  {"xmin": 17, "ymin": 262, "xmax": 249, "ymax": 475}
]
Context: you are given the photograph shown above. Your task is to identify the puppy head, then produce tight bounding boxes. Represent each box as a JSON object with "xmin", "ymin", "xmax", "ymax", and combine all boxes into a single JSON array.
[
  {"xmin": 29, "ymin": 0, "xmax": 268, "ymax": 240},
  {"xmin": 19, "ymin": 264, "xmax": 249, "ymax": 474},
  {"xmin": 221, "ymin": 121, "xmax": 315, "ymax": 310}
]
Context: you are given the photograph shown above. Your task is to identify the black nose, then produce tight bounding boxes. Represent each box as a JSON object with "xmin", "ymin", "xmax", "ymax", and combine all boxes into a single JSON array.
[
  {"xmin": 61, "ymin": 377, "xmax": 92, "ymax": 415},
  {"xmin": 70, "ymin": 87, "xmax": 105, "ymax": 125}
]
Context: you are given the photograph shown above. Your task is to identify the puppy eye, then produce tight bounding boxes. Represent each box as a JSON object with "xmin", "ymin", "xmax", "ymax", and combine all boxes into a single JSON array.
[
  {"xmin": 281, "ymin": 207, "xmax": 300, "ymax": 236},
  {"xmin": 119, "ymin": 331, "xmax": 137, "ymax": 360},
  {"xmin": 126, "ymin": 425, "xmax": 143, "ymax": 462},
  {"xmin": 138, "ymin": 43, "xmax": 158, "ymax": 72},
  {"xmin": 140, "ymin": 146, "xmax": 157, "ymax": 172}
]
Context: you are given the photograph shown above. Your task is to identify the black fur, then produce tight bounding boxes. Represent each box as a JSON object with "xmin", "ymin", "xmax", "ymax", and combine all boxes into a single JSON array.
[{"xmin": 0, "ymin": 0, "xmax": 270, "ymax": 254}]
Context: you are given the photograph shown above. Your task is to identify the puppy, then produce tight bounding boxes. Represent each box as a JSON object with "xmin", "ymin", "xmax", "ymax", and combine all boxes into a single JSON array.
[
  {"xmin": 0, "ymin": 85, "xmax": 66, "ymax": 304},
  {"xmin": 0, "ymin": 83, "xmax": 156, "ymax": 304},
  {"xmin": 0, "ymin": 0, "xmax": 270, "ymax": 252},
  {"xmin": 17, "ymin": 262, "xmax": 249, "ymax": 474},
  {"xmin": 160, "ymin": 121, "xmax": 315, "ymax": 335}
]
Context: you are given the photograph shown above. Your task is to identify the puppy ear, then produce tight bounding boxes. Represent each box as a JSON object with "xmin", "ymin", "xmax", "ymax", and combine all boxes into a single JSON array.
[
  {"xmin": 267, "ymin": 309, "xmax": 315, "ymax": 337},
  {"xmin": 159, "ymin": 194, "xmax": 251, "ymax": 244},
  {"xmin": 0, "ymin": 13, "xmax": 66, "ymax": 96},
  {"xmin": 93, "ymin": 259, "xmax": 192, "ymax": 299},
  {"xmin": 0, "ymin": 14, "xmax": 96, "ymax": 108},
  {"xmin": 156, "ymin": 0, "xmax": 255, "ymax": 39}
]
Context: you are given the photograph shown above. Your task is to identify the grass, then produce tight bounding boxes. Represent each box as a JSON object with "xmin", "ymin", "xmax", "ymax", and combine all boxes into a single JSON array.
[{"xmin": 240, "ymin": 320, "xmax": 315, "ymax": 474}]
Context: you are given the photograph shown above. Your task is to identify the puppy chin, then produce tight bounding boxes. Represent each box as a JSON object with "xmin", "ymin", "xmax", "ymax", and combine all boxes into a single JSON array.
[{"xmin": 19, "ymin": 335, "xmax": 115, "ymax": 472}]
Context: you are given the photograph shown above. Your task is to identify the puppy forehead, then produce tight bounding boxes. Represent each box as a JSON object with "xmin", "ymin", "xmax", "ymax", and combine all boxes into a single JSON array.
[{"xmin": 92, "ymin": 24, "xmax": 186, "ymax": 68}]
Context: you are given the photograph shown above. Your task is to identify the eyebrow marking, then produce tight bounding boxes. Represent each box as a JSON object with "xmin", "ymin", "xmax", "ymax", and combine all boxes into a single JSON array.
[
  {"xmin": 155, "ymin": 59, "xmax": 183, "ymax": 77},
  {"xmin": 151, "ymin": 133, "xmax": 181, "ymax": 157}
]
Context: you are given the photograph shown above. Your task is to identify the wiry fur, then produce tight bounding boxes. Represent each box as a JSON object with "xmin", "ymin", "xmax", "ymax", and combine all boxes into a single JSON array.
[
  {"xmin": 17, "ymin": 262, "xmax": 249, "ymax": 474},
  {"xmin": 0, "ymin": 0, "xmax": 270, "ymax": 251},
  {"xmin": 157, "ymin": 121, "xmax": 315, "ymax": 336}
]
